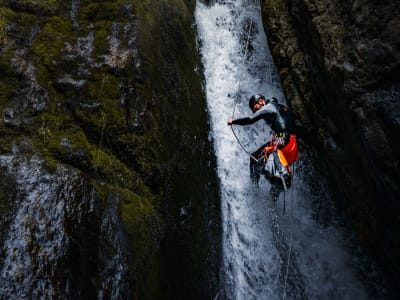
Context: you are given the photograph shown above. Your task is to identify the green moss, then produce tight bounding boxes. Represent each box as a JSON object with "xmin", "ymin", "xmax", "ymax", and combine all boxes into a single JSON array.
[
  {"xmin": 0, "ymin": 1, "xmax": 218, "ymax": 297},
  {"xmin": 73, "ymin": 72, "xmax": 130, "ymax": 139},
  {"xmin": 119, "ymin": 188, "xmax": 157, "ymax": 235},
  {"xmin": 0, "ymin": 7, "xmax": 16, "ymax": 21},
  {"xmin": 87, "ymin": 73, "xmax": 121, "ymax": 103},
  {"xmin": 85, "ymin": 185, "xmax": 162, "ymax": 298},
  {"xmin": 41, "ymin": 159, "xmax": 58, "ymax": 174},
  {"xmin": 118, "ymin": 187, "xmax": 161, "ymax": 265},
  {"xmin": 115, "ymin": 133, "xmax": 160, "ymax": 182},
  {"xmin": 29, "ymin": 13, "xmax": 74, "ymax": 96},
  {"xmin": 14, "ymin": 0, "xmax": 58, "ymax": 9},
  {"xmin": 0, "ymin": 167, "xmax": 18, "ymax": 247},
  {"xmin": 32, "ymin": 112, "xmax": 90, "ymax": 165},
  {"xmin": 32, "ymin": 16, "xmax": 73, "ymax": 65},
  {"xmin": 92, "ymin": 21, "xmax": 112, "ymax": 56},
  {"xmin": 91, "ymin": 147, "xmax": 151, "ymax": 196},
  {"xmin": 0, "ymin": 62, "xmax": 23, "ymax": 108},
  {"xmin": 134, "ymin": 1, "xmax": 157, "ymax": 28},
  {"xmin": 0, "ymin": 13, "xmax": 8, "ymax": 45},
  {"xmin": 29, "ymin": 107, "xmax": 151, "ymax": 196},
  {"xmin": 80, "ymin": 2, "xmax": 123, "ymax": 22},
  {"xmin": 280, "ymin": 67, "xmax": 289, "ymax": 76},
  {"xmin": 6, "ymin": 11, "xmax": 42, "ymax": 42},
  {"xmin": 264, "ymin": 0, "xmax": 287, "ymax": 10},
  {"xmin": 0, "ymin": 128, "xmax": 16, "ymax": 153},
  {"xmin": 0, "ymin": 9, "xmax": 16, "ymax": 77}
]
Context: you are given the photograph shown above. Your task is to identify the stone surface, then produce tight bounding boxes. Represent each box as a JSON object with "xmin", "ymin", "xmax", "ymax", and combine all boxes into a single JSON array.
[
  {"xmin": 261, "ymin": 0, "xmax": 400, "ymax": 288},
  {"xmin": 0, "ymin": 1, "xmax": 221, "ymax": 298}
]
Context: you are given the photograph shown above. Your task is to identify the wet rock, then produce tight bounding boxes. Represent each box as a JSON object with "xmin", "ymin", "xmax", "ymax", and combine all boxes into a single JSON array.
[
  {"xmin": 0, "ymin": 0, "xmax": 221, "ymax": 299},
  {"xmin": 59, "ymin": 137, "xmax": 92, "ymax": 167},
  {"xmin": 261, "ymin": 0, "xmax": 400, "ymax": 288},
  {"xmin": 3, "ymin": 108, "xmax": 21, "ymax": 127},
  {"xmin": 54, "ymin": 74, "xmax": 86, "ymax": 92}
]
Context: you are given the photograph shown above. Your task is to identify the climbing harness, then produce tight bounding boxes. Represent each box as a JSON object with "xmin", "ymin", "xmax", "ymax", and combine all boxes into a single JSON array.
[{"xmin": 262, "ymin": 136, "xmax": 293, "ymax": 196}]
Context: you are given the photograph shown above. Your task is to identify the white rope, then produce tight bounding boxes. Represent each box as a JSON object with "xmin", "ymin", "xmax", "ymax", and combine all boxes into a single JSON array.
[{"xmin": 282, "ymin": 162, "xmax": 296, "ymax": 299}]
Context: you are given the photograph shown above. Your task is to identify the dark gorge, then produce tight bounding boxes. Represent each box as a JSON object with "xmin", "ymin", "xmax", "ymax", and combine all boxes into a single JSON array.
[
  {"xmin": 0, "ymin": 0, "xmax": 399, "ymax": 298},
  {"xmin": 260, "ymin": 0, "xmax": 400, "ymax": 293}
]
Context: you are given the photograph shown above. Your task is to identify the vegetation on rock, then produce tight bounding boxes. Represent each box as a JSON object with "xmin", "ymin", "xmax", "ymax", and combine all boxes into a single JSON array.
[{"xmin": 0, "ymin": 0, "xmax": 220, "ymax": 298}]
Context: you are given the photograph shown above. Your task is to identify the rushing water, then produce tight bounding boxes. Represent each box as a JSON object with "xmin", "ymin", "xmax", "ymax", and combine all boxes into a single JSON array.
[{"xmin": 195, "ymin": 1, "xmax": 384, "ymax": 299}]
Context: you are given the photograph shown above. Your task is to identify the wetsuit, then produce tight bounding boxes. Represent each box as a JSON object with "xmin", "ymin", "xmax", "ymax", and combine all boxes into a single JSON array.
[{"xmin": 231, "ymin": 99, "xmax": 298, "ymax": 183}]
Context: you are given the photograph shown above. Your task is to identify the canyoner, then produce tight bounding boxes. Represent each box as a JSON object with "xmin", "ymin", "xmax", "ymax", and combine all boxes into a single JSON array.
[
  {"xmin": 221, "ymin": 0, "xmax": 299, "ymax": 203},
  {"xmin": 228, "ymin": 94, "xmax": 299, "ymax": 201}
]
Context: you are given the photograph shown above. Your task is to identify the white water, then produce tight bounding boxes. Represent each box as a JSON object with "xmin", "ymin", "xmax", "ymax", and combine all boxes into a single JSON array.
[{"xmin": 195, "ymin": 1, "xmax": 376, "ymax": 299}]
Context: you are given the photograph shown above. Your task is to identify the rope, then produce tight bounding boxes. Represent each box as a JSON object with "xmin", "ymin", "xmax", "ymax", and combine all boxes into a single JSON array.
[
  {"xmin": 231, "ymin": 125, "xmax": 259, "ymax": 161},
  {"xmin": 282, "ymin": 161, "xmax": 296, "ymax": 299},
  {"xmin": 283, "ymin": 191, "xmax": 286, "ymax": 214}
]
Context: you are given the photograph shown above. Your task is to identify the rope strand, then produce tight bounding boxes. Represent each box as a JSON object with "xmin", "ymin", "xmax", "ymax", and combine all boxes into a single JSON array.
[{"xmin": 282, "ymin": 162, "xmax": 296, "ymax": 299}]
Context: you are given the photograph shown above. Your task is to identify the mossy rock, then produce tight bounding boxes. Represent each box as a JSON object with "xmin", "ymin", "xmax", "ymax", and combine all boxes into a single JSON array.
[
  {"xmin": 6, "ymin": 0, "xmax": 59, "ymax": 16},
  {"xmin": 91, "ymin": 148, "xmax": 151, "ymax": 196},
  {"xmin": 32, "ymin": 113, "xmax": 91, "ymax": 166},
  {"xmin": 117, "ymin": 187, "xmax": 161, "ymax": 297},
  {"xmin": 80, "ymin": 2, "xmax": 124, "ymax": 22},
  {"xmin": 0, "ymin": 64, "xmax": 23, "ymax": 108},
  {"xmin": 0, "ymin": 0, "xmax": 221, "ymax": 298},
  {"xmin": 91, "ymin": 21, "xmax": 113, "ymax": 56},
  {"xmin": 31, "ymin": 16, "xmax": 74, "ymax": 79}
]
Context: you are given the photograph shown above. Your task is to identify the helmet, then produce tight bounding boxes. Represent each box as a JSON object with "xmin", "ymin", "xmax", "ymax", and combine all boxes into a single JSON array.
[{"xmin": 248, "ymin": 94, "xmax": 266, "ymax": 110}]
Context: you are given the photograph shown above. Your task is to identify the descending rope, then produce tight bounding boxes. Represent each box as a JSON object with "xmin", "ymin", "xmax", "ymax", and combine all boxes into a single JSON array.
[{"xmin": 282, "ymin": 162, "xmax": 296, "ymax": 299}]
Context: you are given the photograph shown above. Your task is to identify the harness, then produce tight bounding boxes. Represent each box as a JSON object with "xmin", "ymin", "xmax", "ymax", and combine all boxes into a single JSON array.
[{"xmin": 262, "ymin": 133, "xmax": 293, "ymax": 192}]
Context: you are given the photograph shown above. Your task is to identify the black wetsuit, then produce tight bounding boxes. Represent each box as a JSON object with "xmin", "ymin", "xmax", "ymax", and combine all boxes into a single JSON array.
[{"xmin": 231, "ymin": 100, "xmax": 295, "ymax": 183}]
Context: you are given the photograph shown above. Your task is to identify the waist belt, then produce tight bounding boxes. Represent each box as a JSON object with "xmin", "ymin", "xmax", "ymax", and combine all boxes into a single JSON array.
[{"xmin": 272, "ymin": 132, "xmax": 296, "ymax": 138}]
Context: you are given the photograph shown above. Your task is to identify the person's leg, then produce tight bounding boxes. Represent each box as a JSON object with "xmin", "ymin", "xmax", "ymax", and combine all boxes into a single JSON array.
[{"xmin": 249, "ymin": 143, "xmax": 269, "ymax": 186}]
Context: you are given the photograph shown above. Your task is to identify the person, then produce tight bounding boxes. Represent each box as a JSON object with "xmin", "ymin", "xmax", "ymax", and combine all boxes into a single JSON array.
[{"xmin": 227, "ymin": 94, "xmax": 299, "ymax": 195}]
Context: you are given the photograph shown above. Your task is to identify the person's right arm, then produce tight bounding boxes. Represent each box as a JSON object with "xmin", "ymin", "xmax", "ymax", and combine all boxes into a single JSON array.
[{"xmin": 228, "ymin": 107, "xmax": 275, "ymax": 126}]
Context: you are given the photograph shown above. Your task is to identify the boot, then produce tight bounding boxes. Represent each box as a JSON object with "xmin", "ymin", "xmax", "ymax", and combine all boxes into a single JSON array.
[{"xmin": 250, "ymin": 157, "xmax": 261, "ymax": 188}]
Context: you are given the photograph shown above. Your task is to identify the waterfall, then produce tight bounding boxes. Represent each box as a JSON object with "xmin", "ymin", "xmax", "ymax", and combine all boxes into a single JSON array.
[{"xmin": 195, "ymin": 1, "xmax": 382, "ymax": 299}]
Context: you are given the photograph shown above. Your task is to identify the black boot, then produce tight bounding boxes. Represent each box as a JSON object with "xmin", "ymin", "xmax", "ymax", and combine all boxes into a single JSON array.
[{"xmin": 250, "ymin": 157, "xmax": 261, "ymax": 188}]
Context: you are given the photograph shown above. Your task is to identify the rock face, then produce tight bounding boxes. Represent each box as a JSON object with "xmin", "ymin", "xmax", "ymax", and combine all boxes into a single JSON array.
[
  {"xmin": 0, "ymin": 0, "xmax": 220, "ymax": 299},
  {"xmin": 261, "ymin": 0, "xmax": 400, "ymax": 287}
]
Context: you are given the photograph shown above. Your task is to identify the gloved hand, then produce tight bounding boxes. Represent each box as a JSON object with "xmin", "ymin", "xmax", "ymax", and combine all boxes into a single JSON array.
[{"xmin": 227, "ymin": 119, "xmax": 233, "ymax": 125}]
